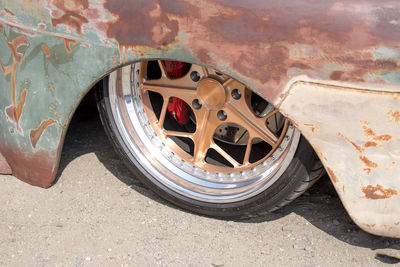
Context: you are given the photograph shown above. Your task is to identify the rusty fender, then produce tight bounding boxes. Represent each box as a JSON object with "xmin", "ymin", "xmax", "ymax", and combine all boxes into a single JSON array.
[
  {"xmin": 279, "ymin": 81, "xmax": 400, "ymax": 238},
  {"xmin": 0, "ymin": 1, "xmax": 400, "ymax": 236}
]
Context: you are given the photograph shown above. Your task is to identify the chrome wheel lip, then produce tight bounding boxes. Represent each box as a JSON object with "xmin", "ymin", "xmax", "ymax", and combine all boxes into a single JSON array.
[{"xmin": 108, "ymin": 63, "xmax": 301, "ymax": 203}]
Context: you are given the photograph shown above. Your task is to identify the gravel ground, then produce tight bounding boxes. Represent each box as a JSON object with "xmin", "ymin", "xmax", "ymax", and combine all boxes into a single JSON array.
[{"xmin": 0, "ymin": 100, "xmax": 399, "ymax": 267}]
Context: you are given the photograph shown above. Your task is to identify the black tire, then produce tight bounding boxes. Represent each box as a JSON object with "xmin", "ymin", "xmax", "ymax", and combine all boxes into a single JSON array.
[{"xmin": 96, "ymin": 64, "xmax": 324, "ymax": 219}]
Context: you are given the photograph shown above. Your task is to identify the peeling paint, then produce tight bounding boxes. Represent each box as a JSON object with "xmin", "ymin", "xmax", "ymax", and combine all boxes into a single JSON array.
[
  {"xmin": 326, "ymin": 167, "xmax": 338, "ymax": 184},
  {"xmin": 338, "ymin": 132, "xmax": 364, "ymax": 153},
  {"xmin": 361, "ymin": 121, "xmax": 392, "ymax": 142},
  {"xmin": 363, "ymin": 168, "xmax": 371, "ymax": 175},
  {"xmin": 30, "ymin": 118, "xmax": 57, "ymax": 148},
  {"xmin": 362, "ymin": 184, "xmax": 398, "ymax": 200},
  {"xmin": 388, "ymin": 109, "xmax": 400, "ymax": 123},
  {"xmin": 41, "ymin": 44, "xmax": 50, "ymax": 56},
  {"xmin": 303, "ymin": 123, "xmax": 316, "ymax": 133},
  {"xmin": 364, "ymin": 141, "xmax": 377, "ymax": 148},
  {"xmin": 360, "ymin": 156, "xmax": 378, "ymax": 168}
]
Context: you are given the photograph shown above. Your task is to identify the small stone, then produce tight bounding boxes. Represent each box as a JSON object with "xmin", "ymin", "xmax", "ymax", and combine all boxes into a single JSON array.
[
  {"xmin": 108, "ymin": 248, "xmax": 112, "ymax": 252},
  {"xmin": 305, "ymin": 246, "xmax": 312, "ymax": 251},
  {"xmin": 211, "ymin": 263, "xmax": 224, "ymax": 267},
  {"xmin": 85, "ymin": 257, "xmax": 91, "ymax": 261},
  {"xmin": 333, "ymin": 219, "xmax": 340, "ymax": 226}
]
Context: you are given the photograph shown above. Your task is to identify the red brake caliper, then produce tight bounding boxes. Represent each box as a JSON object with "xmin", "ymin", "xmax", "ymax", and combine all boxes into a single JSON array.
[{"xmin": 163, "ymin": 60, "xmax": 191, "ymax": 125}]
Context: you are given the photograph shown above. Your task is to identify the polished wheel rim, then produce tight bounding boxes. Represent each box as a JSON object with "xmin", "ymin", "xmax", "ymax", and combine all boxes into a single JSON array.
[{"xmin": 108, "ymin": 61, "xmax": 300, "ymax": 203}]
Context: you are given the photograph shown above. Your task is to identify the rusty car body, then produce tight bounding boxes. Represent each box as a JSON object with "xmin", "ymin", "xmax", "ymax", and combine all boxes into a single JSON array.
[{"xmin": 0, "ymin": 0, "xmax": 399, "ymax": 237}]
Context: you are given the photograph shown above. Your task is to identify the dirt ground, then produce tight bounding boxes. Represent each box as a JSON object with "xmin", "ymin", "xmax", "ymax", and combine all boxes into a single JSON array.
[{"xmin": 0, "ymin": 100, "xmax": 399, "ymax": 267}]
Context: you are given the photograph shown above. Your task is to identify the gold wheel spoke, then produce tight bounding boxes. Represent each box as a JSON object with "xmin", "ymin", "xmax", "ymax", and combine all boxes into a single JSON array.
[
  {"xmin": 243, "ymin": 136, "xmax": 253, "ymax": 165},
  {"xmin": 192, "ymin": 109, "xmax": 214, "ymax": 163},
  {"xmin": 225, "ymin": 103, "xmax": 278, "ymax": 146},
  {"xmin": 157, "ymin": 60, "xmax": 168, "ymax": 78},
  {"xmin": 201, "ymin": 66, "xmax": 209, "ymax": 77},
  {"xmin": 142, "ymin": 83, "xmax": 198, "ymax": 105},
  {"xmin": 211, "ymin": 143, "xmax": 240, "ymax": 168},
  {"xmin": 223, "ymin": 78, "xmax": 234, "ymax": 87},
  {"xmin": 158, "ymin": 99, "xmax": 169, "ymax": 128},
  {"xmin": 163, "ymin": 130, "xmax": 194, "ymax": 139}
]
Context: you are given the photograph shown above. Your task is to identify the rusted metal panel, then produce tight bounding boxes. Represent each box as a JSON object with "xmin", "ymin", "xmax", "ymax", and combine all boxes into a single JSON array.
[
  {"xmin": 0, "ymin": 1, "xmax": 400, "ymax": 237},
  {"xmin": 279, "ymin": 81, "xmax": 400, "ymax": 238},
  {"xmin": 0, "ymin": 151, "xmax": 11, "ymax": 174}
]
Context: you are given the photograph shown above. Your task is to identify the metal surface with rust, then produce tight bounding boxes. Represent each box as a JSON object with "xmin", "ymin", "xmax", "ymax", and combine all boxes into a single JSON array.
[
  {"xmin": 0, "ymin": 1, "xmax": 399, "ymax": 236},
  {"xmin": 279, "ymin": 81, "xmax": 400, "ymax": 237}
]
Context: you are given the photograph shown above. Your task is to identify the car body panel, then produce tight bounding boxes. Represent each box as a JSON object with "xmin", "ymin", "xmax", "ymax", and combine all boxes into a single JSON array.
[
  {"xmin": 0, "ymin": 0, "xmax": 399, "ymax": 236},
  {"xmin": 280, "ymin": 80, "xmax": 400, "ymax": 237}
]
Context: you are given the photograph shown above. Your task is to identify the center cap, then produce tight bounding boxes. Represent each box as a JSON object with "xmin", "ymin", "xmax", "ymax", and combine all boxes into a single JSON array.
[{"xmin": 197, "ymin": 78, "xmax": 226, "ymax": 109}]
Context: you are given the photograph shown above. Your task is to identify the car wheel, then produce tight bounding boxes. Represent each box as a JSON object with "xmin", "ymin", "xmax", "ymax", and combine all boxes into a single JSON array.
[{"xmin": 96, "ymin": 60, "xmax": 324, "ymax": 218}]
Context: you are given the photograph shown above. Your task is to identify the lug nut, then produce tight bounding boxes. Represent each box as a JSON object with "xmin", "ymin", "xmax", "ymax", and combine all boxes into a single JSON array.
[
  {"xmin": 217, "ymin": 110, "xmax": 227, "ymax": 121},
  {"xmin": 231, "ymin": 89, "xmax": 241, "ymax": 100},
  {"xmin": 190, "ymin": 71, "xmax": 201, "ymax": 82},
  {"xmin": 192, "ymin": 99, "xmax": 202, "ymax": 110}
]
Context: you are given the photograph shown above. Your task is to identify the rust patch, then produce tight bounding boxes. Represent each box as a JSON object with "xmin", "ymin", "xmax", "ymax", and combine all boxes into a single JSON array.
[
  {"xmin": 0, "ymin": 144, "xmax": 56, "ymax": 188},
  {"xmin": 0, "ymin": 152, "xmax": 12, "ymax": 174},
  {"xmin": 15, "ymin": 89, "xmax": 27, "ymax": 123},
  {"xmin": 5, "ymin": 88, "xmax": 28, "ymax": 132},
  {"xmin": 64, "ymin": 38, "xmax": 77, "ymax": 53},
  {"xmin": 3, "ymin": 8, "xmax": 15, "ymax": 16},
  {"xmin": 5, "ymin": 106, "xmax": 16, "ymax": 124},
  {"xmin": 388, "ymin": 109, "xmax": 400, "ymax": 123},
  {"xmin": 329, "ymin": 71, "xmax": 345, "ymax": 81},
  {"xmin": 360, "ymin": 156, "xmax": 378, "ymax": 168},
  {"xmin": 14, "ymin": 0, "xmax": 396, "ymax": 103},
  {"xmin": 30, "ymin": 119, "xmax": 58, "ymax": 148},
  {"xmin": 105, "ymin": 1, "xmax": 179, "ymax": 47},
  {"xmin": 338, "ymin": 132, "xmax": 364, "ymax": 153},
  {"xmin": 361, "ymin": 121, "xmax": 392, "ymax": 142},
  {"xmin": 363, "ymin": 168, "xmax": 372, "ymax": 175},
  {"xmin": 6, "ymin": 35, "xmax": 29, "ymax": 63},
  {"xmin": 1, "ymin": 28, "xmax": 30, "ymax": 132},
  {"xmin": 303, "ymin": 123, "xmax": 316, "ymax": 133},
  {"xmin": 364, "ymin": 141, "xmax": 377, "ymax": 148},
  {"xmin": 41, "ymin": 44, "xmax": 51, "ymax": 57},
  {"xmin": 361, "ymin": 184, "xmax": 398, "ymax": 200},
  {"xmin": 326, "ymin": 167, "xmax": 338, "ymax": 184},
  {"xmin": 50, "ymin": 0, "xmax": 89, "ymax": 35},
  {"xmin": 0, "ymin": 57, "xmax": 11, "ymax": 75}
]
